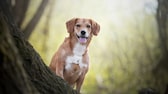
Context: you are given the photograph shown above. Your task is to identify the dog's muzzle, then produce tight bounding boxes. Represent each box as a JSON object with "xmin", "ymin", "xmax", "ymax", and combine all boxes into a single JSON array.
[{"xmin": 76, "ymin": 31, "xmax": 88, "ymax": 43}]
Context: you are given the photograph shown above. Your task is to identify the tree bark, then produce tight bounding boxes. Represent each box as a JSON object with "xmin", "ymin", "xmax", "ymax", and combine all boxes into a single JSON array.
[
  {"xmin": 0, "ymin": 0, "xmax": 77, "ymax": 94},
  {"xmin": 0, "ymin": 12, "xmax": 38, "ymax": 94}
]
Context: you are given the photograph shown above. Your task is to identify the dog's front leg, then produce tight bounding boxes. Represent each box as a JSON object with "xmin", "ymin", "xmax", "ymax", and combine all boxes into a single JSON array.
[
  {"xmin": 56, "ymin": 62, "xmax": 64, "ymax": 79},
  {"xmin": 76, "ymin": 74, "xmax": 85, "ymax": 94}
]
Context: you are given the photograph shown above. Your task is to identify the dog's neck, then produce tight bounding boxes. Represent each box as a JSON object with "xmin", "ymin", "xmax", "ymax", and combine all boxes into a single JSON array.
[{"xmin": 73, "ymin": 42, "xmax": 86, "ymax": 56}]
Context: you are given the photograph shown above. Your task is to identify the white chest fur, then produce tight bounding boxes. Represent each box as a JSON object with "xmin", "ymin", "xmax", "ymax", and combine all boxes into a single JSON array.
[{"xmin": 65, "ymin": 43, "xmax": 87, "ymax": 70}]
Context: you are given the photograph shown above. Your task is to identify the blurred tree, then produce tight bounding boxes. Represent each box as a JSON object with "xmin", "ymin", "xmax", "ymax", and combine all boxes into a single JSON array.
[
  {"xmin": 155, "ymin": 0, "xmax": 168, "ymax": 68},
  {"xmin": 11, "ymin": 0, "xmax": 29, "ymax": 27},
  {"xmin": 0, "ymin": 0, "xmax": 77, "ymax": 94},
  {"xmin": 10, "ymin": 0, "xmax": 48, "ymax": 39},
  {"xmin": 153, "ymin": 0, "xmax": 168, "ymax": 93}
]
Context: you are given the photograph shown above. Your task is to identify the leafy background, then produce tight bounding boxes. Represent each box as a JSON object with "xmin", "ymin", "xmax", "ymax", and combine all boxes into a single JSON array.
[{"xmin": 20, "ymin": 0, "xmax": 168, "ymax": 93}]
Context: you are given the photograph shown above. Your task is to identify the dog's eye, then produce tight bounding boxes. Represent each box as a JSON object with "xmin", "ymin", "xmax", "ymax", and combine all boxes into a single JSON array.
[
  {"xmin": 86, "ymin": 25, "xmax": 91, "ymax": 28},
  {"xmin": 76, "ymin": 24, "xmax": 81, "ymax": 27}
]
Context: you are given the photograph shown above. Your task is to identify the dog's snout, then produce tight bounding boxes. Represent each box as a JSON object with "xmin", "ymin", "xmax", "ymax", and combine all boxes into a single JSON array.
[{"xmin": 81, "ymin": 31, "xmax": 86, "ymax": 35}]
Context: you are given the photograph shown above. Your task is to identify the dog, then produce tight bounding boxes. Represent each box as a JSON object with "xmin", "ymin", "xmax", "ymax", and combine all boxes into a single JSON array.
[{"xmin": 49, "ymin": 18, "xmax": 100, "ymax": 93}]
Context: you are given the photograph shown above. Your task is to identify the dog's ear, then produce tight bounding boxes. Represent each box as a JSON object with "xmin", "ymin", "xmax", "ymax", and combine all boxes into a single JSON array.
[
  {"xmin": 90, "ymin": 19, "xmax": 100, "ymax": 36},
  {"xmin": 66, "ymin": 18, "xmax": 77, "ymax": 33}
]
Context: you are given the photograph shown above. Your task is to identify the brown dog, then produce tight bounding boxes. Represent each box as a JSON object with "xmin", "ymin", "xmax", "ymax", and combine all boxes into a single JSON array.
[{"xmin": 49, "ymin": 18, "xmax": 100, "ymax": 93}]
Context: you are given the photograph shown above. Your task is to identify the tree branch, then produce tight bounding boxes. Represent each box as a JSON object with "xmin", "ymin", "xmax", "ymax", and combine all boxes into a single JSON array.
[
  {"xmin": 23, "ymin": 0, "xmax": 48, "ymax": 39},
  {"xmin": 12, "ymin": 0, "xmax": 30, "ymax": 27}
]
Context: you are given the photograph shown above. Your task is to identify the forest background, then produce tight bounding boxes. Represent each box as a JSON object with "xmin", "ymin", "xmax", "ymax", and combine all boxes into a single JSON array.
[{"xmin": 10, "ymin": 0, "xmax": 168, "ymax": 94}]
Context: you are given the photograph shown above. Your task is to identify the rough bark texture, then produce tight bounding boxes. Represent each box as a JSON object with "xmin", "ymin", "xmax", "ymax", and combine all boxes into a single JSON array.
[
  {"xmin": 0, "ymin": 0, "xmax": 77, "ymax": 94},
  {"xmin": 0, "ymin": 12, "xmax": 38, "ymax": 94}
]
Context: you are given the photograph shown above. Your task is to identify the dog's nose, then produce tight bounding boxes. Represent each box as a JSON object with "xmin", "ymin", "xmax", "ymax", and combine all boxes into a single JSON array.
[{"xmin": 81, "ymin": 31, "xmax": 86, "ymax": 35}]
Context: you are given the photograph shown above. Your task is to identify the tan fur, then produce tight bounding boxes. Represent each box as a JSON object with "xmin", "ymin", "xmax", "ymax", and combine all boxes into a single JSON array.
[{"xmin": 49, "ymin": 18, "xmax": 100, "ymax": 93}]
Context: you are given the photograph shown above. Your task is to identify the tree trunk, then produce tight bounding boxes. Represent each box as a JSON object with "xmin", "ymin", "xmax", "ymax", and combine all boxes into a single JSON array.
[
  {"xmin": 152, "ymin": 0, "xmax": 168, "ymax": 93},
  {"xmin": 0, "ymin": 12, "xmax": 38, "ymax": 94},
  {"xmin": 156, "ymin": 0, "xmax": 168, "ymax": 56},
  {"xmin": 154, "ymin": 0, "xmax": 168, "ymax": 70},
  {"xmin": 0, "ymin": 0, "xmax": 77, "ymax": 94}
]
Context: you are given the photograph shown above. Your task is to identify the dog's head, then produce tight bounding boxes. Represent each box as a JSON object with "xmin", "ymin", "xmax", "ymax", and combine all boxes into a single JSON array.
[{"xmin": 66, "ymin": 18, "xmax": 100, "ymax": 44}]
